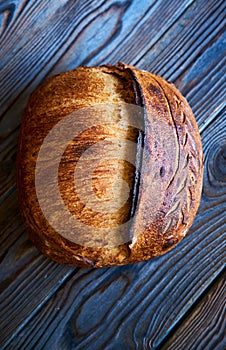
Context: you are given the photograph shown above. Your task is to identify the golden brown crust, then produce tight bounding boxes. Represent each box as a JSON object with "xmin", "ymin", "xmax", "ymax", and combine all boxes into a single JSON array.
[{"xmin": 17, "ymin": 63, "xmax": 204, "ymax": 267}]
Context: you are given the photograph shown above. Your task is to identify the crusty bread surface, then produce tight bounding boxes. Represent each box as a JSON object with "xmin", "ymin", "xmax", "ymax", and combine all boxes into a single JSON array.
[{"xmin": 17, "ymin": 63, "xmax": 204, "ymax": 267}]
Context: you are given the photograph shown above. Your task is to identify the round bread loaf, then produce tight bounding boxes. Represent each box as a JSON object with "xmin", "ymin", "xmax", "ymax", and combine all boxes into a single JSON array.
[{"xmin": 17, "ymin": 63, "xmax": 204, "ymax": 267}]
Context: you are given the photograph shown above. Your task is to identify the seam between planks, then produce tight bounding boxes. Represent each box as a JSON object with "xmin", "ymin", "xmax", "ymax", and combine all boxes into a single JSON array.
[
  {"xmin": 154, "ymin": 266, "xmax": 226, "ymax": 350},
  {"xmin": 0, "ymin": 0, "xmax": 194, "ymax": 121},
  {"xmin": 0, "ymin": 267, "xmax": 78, "ymax": 350},
  {"xmin": 132, "ymin": 0, "xmax": 195, "ymax": 67}
]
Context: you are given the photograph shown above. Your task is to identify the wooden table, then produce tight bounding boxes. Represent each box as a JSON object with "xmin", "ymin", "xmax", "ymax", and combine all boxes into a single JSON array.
[{"xmin": 0, "ymin": 1, "xmax": 225, "ymax": 349}]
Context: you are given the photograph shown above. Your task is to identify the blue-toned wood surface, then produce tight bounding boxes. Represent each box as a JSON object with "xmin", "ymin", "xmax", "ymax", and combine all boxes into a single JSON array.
[{"xmin": 0, "ymin": 0, "xmax": 225, "ymax": 349}]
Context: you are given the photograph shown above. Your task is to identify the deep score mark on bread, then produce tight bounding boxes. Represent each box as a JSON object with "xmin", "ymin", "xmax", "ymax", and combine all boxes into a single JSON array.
[{"xmin": 17, "ymin": 63, "xmax": 204, "ymax": 267}]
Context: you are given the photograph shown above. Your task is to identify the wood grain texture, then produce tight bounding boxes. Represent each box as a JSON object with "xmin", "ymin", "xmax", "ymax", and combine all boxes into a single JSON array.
[
  {"xmin": 162, "ymin": 271, "xmax": 226, "ymax": 350},
  {"xmin": 0, "ymin": 0, "xmax": 224, "ymax": 199},
  {"xmin": 0, "ymin": 0, "xmax": 225, "ymax": 348},
  {"xmin": 2, "ymin": 112, "xmax": 225, "ymax": 349},
  {"xmin": 0, "ymin": 191, "xmax": 76, "ymax": 347},
  {"xmin": 136, "ymin": 0, "xmax": 226, "ymax": 131},
  {"xmin": 4, "ymin": 208, "xmax": 225, "ymax": 350}
]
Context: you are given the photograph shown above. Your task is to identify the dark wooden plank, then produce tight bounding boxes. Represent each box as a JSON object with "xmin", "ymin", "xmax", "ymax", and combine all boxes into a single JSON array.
[
  {"xmin": 53, "ymin": 0, "xmax": 195, "ymax": 71},
  {"xmin": 0, "ymin": 190, "xmax": 76, "ymax": 348},
  {"xmin": 0, "ymin": 0, "xmax": 224, "ymax": 200},
  {"xmin": 136, "ymin": 0, "xmax": 225, "ymax": 79},
  {"xmin": 0, "ymin": 0, "xmax": 154, "ymax": 198},
  {"xmin": 0, "ymin": 0, "xmax": 159, "ymax": 115},
  {"xmin": 161, "ymin": 271, "xmax": 226, "ymax": 350},
  {"xmin": 133, "ymin": 0, "xmax": 226, "ymax": 130},
  {"xmin": 0, "ymin": 0, "xmax": 104, "ymax": 114},
  {"xmin": 0, "ymin": 1, "xmax": 184, "ymax": 345},
  {"xmin": 3, "ymin": 111, "xmax": 225, "ymax": 349},
  {"xmin": 4, "ymin": 210, "xmax": 225, "ymax": 350},
  {"xmin": 0, "ymin": 0, "xmax": 194, "ymax": 138},
  {"xmin": 0, "ymin": 0, "xmax": 225, "ymax": 348}
]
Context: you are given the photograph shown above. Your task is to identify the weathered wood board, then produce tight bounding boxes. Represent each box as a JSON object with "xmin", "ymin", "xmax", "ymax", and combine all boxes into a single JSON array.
[{"xmin": 0, "ymin": 0, "xmax": 225, "ymax": 349}]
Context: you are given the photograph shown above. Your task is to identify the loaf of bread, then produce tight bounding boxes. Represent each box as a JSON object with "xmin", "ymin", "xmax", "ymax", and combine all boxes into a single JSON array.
[{"xmin": 17, "ymin": 62, "xmax": 204, "ymax": 267}]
